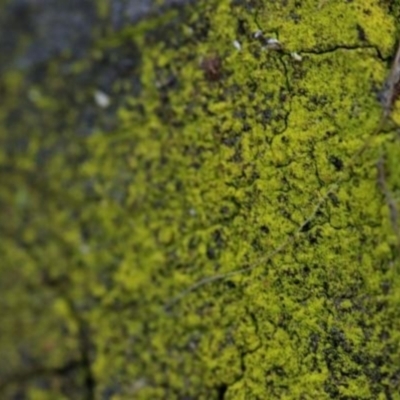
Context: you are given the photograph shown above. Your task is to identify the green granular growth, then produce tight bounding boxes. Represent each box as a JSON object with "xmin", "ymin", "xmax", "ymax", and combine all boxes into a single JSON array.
[{"xmin": 1, "ymin": 0, "xmax": 400, "ymax": 399}]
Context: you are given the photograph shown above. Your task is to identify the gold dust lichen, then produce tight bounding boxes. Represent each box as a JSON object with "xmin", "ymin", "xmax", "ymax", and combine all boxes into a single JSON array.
[{"xmin": 1, "ymin": 0, "xmax": 400, "ymax": 399}]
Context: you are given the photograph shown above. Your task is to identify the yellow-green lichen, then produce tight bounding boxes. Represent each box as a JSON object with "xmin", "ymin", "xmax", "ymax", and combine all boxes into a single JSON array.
[{"xmin": 1, "ymin": 0, "xmax": 400, "ymax": 399}]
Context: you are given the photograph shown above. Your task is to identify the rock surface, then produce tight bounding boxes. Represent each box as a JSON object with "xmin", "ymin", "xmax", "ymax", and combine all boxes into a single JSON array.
[{"xmin": 1, "ymin": 0, "xmax": 400, "ymax": 399}]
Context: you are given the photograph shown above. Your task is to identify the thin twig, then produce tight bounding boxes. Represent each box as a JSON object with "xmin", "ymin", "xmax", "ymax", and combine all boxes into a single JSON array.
[
  {"xmin": 165, "ymin": 185, "xmax": 337, "ymax": 309},
  {"xmin": 377, "ymin": 156, "xmax": 400, "ymax": 248},
  {"xmin": 380, "ymin": 38, "xmax": 400, "ymax": 118}
]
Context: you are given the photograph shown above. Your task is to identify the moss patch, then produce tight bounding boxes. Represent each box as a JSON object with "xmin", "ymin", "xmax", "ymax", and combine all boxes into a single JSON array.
[{"xmin": 1, "ymin": 0, "xmax": 400, "ymax": 399}]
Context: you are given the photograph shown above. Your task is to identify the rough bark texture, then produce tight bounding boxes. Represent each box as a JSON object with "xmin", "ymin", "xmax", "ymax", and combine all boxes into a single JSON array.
[{"xmin": 1, "ymin": 0, "xmax": 400, "ymax": 399}]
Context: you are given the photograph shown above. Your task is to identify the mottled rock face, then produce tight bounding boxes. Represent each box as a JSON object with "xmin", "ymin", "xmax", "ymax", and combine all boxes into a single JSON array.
[
  {"xmin": 0, "ymin": 0, "xmax": 195, "ymax": 70},
  {"xmin": 1, "ymin": 0, "xmax": 400, "ymax": 399},
  {"xmin": 111, "ymin": 0, "xmax": 196, "ymax": 28},
  {"xmin": 0, "ymin": 0, "xmax": 96, "ymax": 69}
]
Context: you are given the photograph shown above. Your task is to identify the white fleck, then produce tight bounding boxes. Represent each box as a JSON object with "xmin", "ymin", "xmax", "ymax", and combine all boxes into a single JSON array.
[
  {"xmin": 94, "ymin": 90, "xmax": 110, "ymax": 108},
  {"xmin": 233, "ymin": 40, "xmax": 242, "ymax": 51},
  {"xmin": 291, "ymin": 52, "xmax": 302, "ymax": 62},
  {"xmin": 127, "ymin": 378, "xmax": 147, "ymax": 394},
  {"xmin": 253, "ymin": 30, "xmax": 263, "ymax": 39},
  {"xmin": 265, "ymin": 38, "xmax": 282, "ymax": 50},
  {"xmin": 189, "ymin": 208, "xmax": 197, "ymax": 216},
  {"xmin": 28, "ymin": 88, "xmax": 41, "ymax": 103},
  {"xmin": 266, "ymin": 38, "xmax": 280, "ymax": 45},
  {"xmin": 80, "ymin": 242, "xmax": 90, "ymax": 255}
]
